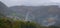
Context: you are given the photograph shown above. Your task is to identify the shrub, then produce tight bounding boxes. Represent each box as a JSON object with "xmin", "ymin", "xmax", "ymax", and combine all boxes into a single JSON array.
[{"xmin": 0, "ymin": 17, "xmax": 40, "ymax": 28}]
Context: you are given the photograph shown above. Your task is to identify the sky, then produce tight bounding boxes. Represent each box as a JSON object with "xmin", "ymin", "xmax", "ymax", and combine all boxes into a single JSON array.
[{"xmin": 0, "ymin": 0, "xmax": 60, "ymax": 7}]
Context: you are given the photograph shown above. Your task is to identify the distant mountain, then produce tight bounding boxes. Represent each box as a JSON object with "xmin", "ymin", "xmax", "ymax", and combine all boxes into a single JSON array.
[
  {"xmin": 4, "ymin": 5, "xmax": 60, "ymax": 26},
  {"xmin": 0, "ymin": 1, "xmax": 60, "ymax": 26},
  {"xmin": 0, "ymin": 1, "xmax": 8, "ymax": 16}
]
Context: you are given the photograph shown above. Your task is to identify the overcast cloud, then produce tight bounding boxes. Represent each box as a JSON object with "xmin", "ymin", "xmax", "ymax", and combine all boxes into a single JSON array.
[{"xmin": 0, "ymin": 0, "xmax": 60, "ymax": 7}]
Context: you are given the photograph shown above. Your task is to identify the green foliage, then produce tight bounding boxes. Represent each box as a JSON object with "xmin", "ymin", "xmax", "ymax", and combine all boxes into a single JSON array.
[
  {"xmin": 0, "ymin": 17, "xmax": 40, "ymax": 28},
  {"xmin": 0, "ymin": 17, "xmax": 60, "ymax": 28}
]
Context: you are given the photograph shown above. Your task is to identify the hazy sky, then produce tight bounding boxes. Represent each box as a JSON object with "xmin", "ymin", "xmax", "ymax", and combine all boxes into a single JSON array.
[{"xmin": 0, "ymin": 0, "xmax": 60, "ymax": 7}]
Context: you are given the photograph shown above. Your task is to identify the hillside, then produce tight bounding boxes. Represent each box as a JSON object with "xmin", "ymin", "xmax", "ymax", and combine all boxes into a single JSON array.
[
  {"xmin": 0, "ymin": 1, "xmax": 8, "ymax": 17},
  {"xmin": 0, "ymin": 2, "xmax": 60, "ymax": 26},
  {"xmin": 5, "ymin": 5, "xmax": 60, "ymax": 26}
]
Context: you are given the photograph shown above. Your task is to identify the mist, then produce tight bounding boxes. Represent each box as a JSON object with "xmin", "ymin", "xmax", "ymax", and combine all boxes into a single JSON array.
[
  {"xmin": 1, "ymin": 0, "xmax": 60, "ymax": 7},
  {"xmin": 0, "ymin": 0, "xmax": 60, "ymax": 28}
]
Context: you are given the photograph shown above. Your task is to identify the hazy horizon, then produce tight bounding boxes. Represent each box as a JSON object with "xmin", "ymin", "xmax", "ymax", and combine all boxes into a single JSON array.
[{"xmin": 0, "ymin": 0, "xmax": 60, "ymax": 7}]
